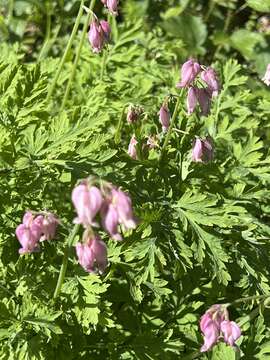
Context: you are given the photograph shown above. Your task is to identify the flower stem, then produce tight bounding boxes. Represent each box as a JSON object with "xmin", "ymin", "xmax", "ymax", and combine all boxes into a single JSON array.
[
  {"xmin": 53, "ymin": 223, "xmax": 80, "ymax": 299},
  {"xmin": 60, "ymin": 0, "xmax": 96, "ymax": 112},
  {"xmin": 226, "ymin": 294, "xmax": 270, "ymax": 307},
  {"xmin": 159, "ymin": 89, "xmax": 183, "ymax": 162},
  {"xmin": 114, "ymin": 105, "xmax": 127, "ymax": 145},
  {"xmin": 46, "ymin": 0, "xmax": 85, "ymax": 104}
]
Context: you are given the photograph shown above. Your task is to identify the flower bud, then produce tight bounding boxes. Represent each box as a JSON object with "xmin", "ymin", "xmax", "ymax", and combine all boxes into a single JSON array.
[
  {"xmin": 187, "ymin": 87, "xmax": 197, "ymax": 115},
  {"xmin": 76, "ymin": 234, "xmax": 107, "ymax": 273},
  {"xmin": 192, "ymin": 137, "xmax": 213, "ymax": 163},
  {"xmin": 72, "ymin": 183, "xmax": 103, "ymax": 227},
  {"xmin": 176, "ymin": 59, "xmax": 201, "ymax": 88},
  {"xmin": 128, "ymin": 135, "xmax": 138, "ymax": 160},
  {"xmin": 106, "ymin": 0, "xmax": 118, "ymax": 15},
  {"xmin": 201, "ymin": 67, "xmax": 220, "ymax": 97},
  {"xmin": 262, "ymin": 64, "xmax": 270, "ymax": 86},
  {"xmin": 159, "ymin": 104, "xmax": 170, "ymax": 132},
  {"xmin": 112, "ymin": 189, "xmax": 136, "ymax": 229},
  {"xmin": 220, "ymin": 320, "xmax": 241, "ymax": 347},
  {"xmin": 88, "ymin": 21, "xmax": 104, "ymax": 53},
  {"xmin": 127, "ymin": 105, "xmax": 139, "ymax": 124}
]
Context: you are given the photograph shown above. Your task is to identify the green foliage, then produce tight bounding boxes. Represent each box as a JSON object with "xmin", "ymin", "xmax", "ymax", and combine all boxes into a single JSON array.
[{"xmin": 0, "ymin": 0, "xmax": 270, "ymax": 359}]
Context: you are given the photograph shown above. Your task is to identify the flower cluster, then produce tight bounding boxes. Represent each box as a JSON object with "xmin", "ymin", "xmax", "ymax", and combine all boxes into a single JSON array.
[
  {"xmin": 101, "ymin": 0, "xmax": 118, "ymax": 15},
  {"xmin": 200, "ymin": 304, "xmax": 241, "ymax": 352},
  {"xmin": 15, "ymin": 211, "xmax": 58, "ymax": 254},
  {"xmin": 72, "ymin": 179, "xmax": 137, "ymax": 272},
  {"xmin": 88, "ymin": 19, "xmax": 111, "ymax": 53},
  {"xmin": 177, "ymin": 59, "xmax": 220, "ymax": 116}
]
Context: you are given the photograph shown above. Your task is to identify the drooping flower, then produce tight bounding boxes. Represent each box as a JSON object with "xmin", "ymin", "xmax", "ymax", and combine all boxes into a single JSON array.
[
  {"xmin": 15, "ymin": 212, "xmax": 43, "ymax": 254},
  {"xmin": 200, "ymin": 313, "xmax": 220, "ymax": 352},
  {"xmin": 100, "ymin": 20, "xmax": 111, "ymax": 41},
  {"xmin": 187, "ymin": 87, "xmax": 197, "ymax": 115},
  {"xmin": 262, "ymin": 64, "xmax": 270, "ymax": 86},
  {"xmin": 192, "ymin": 137, "xmax": 213, "ymax": 163},
  {"xmin": 199, "ymin": 304, "xmax": 241, "ymax": 352},
  {"xmin": 159, "ymin": 104, "xmax": 171, "ymax": 132},
  {"xmin": 72, "ymin": 183, "xmax": 103, "ymax": 227},
  {"xmin": 76, "ymin": 233, "xmax": 107, "ymax": 273},
  {"xmin": 40, "ymin": 213, "xmax": 59, "ymax": 241},
  {"xmin": 220, "ymin": 321, "xmax": 241, "ymax": 347},
  {"xmin": 176, "ymin": 59, "xmax": 201, "ymax": 88},
  {"xmin": 106, "ymin": 0, "xmax": 118, "ymax": 15},
  {"xmin": 112, "ymin": 188, "xmax": 137, "ymax": 229},
  {"xmin": 128, "ymin": 135, "xmax": 138, "ymax": 159},
  {"xmin": 88, "ymin": 21, "xmax": 104, "ymax": 53},
  {"xmin": 201, "ymin": 67, "xmax": 220, "ymax": 97},
  {"xmin": 101, "ymin": 202, "xmax": 122, "ymax": 241},
  {"xmin": 196, "ymin": 88, "xmax": 211, "ymax": 116}
]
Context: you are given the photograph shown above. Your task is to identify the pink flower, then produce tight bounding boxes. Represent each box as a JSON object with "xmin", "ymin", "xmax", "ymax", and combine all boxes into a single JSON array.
[
  {"xmin": 106, "ymin": 0, "xmax": 118, "ymax": 15},
  {"xmin": 196, "ymin": 88, "xmax": 211, "ymax": 116},
  {"xmin": 40, "ymin": 213, "xmax": 59, "ymax": 241},
  {"xmin": 187, "ymin": 87, "xmax": 197, "ymax": 115},
  {"xmin": 101, "ymin": 202, "xmax": 122, "ymax": 241},
  {"xmin": 220, "ymin": 321, "xmax": 241, "ymax": 347},
  {"xmin": 201, "ymin": 67, "xmax": 220, "ymax": 97},
  {"xmin": 176, "ymin": 59, "xmax": 201, "ymax": 88},
  {"xmin": 262, "ymin": 64, "xmax": 270, "ymax": 86},
  {"xmin": 159, "ymin": 104, "xmax": 170, "ymax": 132},
  {"xmin": 72, "ymin": 183, "xmax": 103, "ymax": 227},
  {"xmin": 128, "ymin": 135, "xmax": 138, "ymax": 159},
  {"xmin": 112, "ymin": 189, "xmax": 136, "ymax": 229},
  {"xmin": 192, "ymin": 137, "xmax": 213, "ymax": 163},
  {"xmin": 16, "ymin": 212, "xmax": 43, "ymax": 254},
  {"xmin": 88, "ymin": 21, "xmax": 104, "ymax": 53},
  {"xmin": 76, "ymin": 234, "xmax": 107, "ymax": 273},
  {"xmin": 100, "ymin": 20, "xmax": 111, "ymax": 41},
  {"xmin": 200, "ymin": 313, "xmax": 220, "ymax": 352}
]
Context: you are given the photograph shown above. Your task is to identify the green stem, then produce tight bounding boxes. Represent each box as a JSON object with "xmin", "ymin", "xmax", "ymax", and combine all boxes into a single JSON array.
[
  {"xmin": 53, "ymin": 223, "xmax": 80, "ymax": 299},
  {"xmin": 38, "ymin": 1, "xmax": 52, "ymax": 61},
  {"xmin": 46, "ymin": 0, "xmax": 85, "ymax": 103},
  {"xmin": 230, "ymin": 294, "xmax": 270, "ymax": 306},
  {"xmin": 238, "ymin": 297, "xmax": 270, "ymax": 327},
  {"xmin": 60, "ymin": 0, "xmax": 96, "ymax": 112},
  {"xmin": 114, "ymin": 105, "xmax": 127, "ymax": 145},
  {"xmin": 100, "ymin": 49, "xmax": 107, "ymax": 81},
  {"xmin": 159, "ymin": 90, "xmax": 183, "ymax": 162}
]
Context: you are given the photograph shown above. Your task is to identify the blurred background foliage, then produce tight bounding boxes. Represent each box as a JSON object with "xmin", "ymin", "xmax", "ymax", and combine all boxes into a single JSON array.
[{"xmin": 1, "ymin": 0, "xmax": 270, "ymax": 75}]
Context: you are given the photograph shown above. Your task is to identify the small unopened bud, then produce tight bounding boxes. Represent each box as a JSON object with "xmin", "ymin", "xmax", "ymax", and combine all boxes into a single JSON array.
[
  {"xmin": 187, "ymin": 87, "xmax": 197, "ymax": 115},
  {"xmin": 106, "ymin": 0, "xmax": 118, "ymax": 15},
  {"xmin": 128, "ymin": 135, "xmax": 138, "ymax": 159},
  {"xmin": 159, "ymin": 104, "xmax": 170, "ymax": 132}
]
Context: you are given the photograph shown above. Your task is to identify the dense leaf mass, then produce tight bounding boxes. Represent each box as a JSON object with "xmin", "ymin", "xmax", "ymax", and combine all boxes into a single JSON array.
[{"xmin": 1, "ymin": 0, "xmax": 270, "ymax": 359}]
